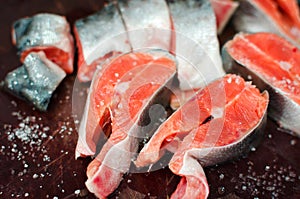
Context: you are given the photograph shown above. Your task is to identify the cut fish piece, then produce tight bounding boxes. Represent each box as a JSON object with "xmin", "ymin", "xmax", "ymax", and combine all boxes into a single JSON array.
[
  {"xmin": 168, "ymin": 0, "xmax": 224, "ymax": 90},
  {"xmin": 76, "ymin": 50, "xmax": 177, "ymax": 158},
  {"xmin": 76, "ymin": 50, "xmax": 176, "ymax": 158},
  {"xmin": 74, "ymin": 2, "xmax": 131, "ymax": 82},
  {"xmin": 136, "ymin": 75, "xmax": 260, "ymax": 167},
  {"xmin": 169, "ymin": 81, "xmax": 268, "ymax": 198},
  {"xmin": 210, "ymin": 0, "xmax": 239, "ymax": 34},
  {"xmin": 118, "ymin": 0, "xmax": 173, "ymax": 51},
  {"xmin": 12, "ymin": 13, "xmax": 74, "ymax": 74},
  {"xmin": 83, "ymin": 50, "xmax": 177, "ymax": 198},
  {"xmin": 233, "ymin": 0, "xmax": 300, "ymax": 48},
  {"xmin": 223, "ymin": 32, "xmax": 300, "ymax": 135},
  {"xmin": 2, "ymin": 52, "xmax": 66, "ymax": 111}
]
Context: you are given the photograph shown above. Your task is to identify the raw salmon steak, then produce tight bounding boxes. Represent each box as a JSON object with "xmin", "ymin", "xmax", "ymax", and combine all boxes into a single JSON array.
[
  {"xmin": 223, "ymin": 32, "xmax": 300, "ymax": 136},
  {"xmin": 168, "ymin": 0, "xmax": 224, "ymax": 91},
  {"xmin": 136, "ymin": 74, "xmax": 268, "ymax": 168},
  {"xmin": 74, "ymin": 2, "xmax": 131, "ymax": 82},
  {"xmin": 118, "ymin": 0, "xmax": 172, "ymax": 51},
  {"xmin": 12, "ymin": 13, "xmax": 74, "ymax": 74},
  {"xmin": 2, "ymin": 52, "xmax": 66, "ymax": 111},
  {"xmin": 233, "ymin": 0, "xmax": 300, "ymax": 48},
  {"xmin": 210, "ymin": 0, "xmax": 239, "ymax": 34},
  {"xmin": 80, "ymin": 50, "xmax": 177, "ymax": 198},
  {"xmin": 75, "ymin": 49, "xmax": 177, "ymax": 158},
  {"xmin": 137, "ymin": 75, "xmax": 268, "ymax": 198}
]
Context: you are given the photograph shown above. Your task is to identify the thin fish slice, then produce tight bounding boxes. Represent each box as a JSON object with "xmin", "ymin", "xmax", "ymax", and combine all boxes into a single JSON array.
[
  {"xmin": 74, "ymin": 2, "xmax": 131, "ymax": 82},
  {"xmin": 136, "ymin": 75, "xmax": 253, "ymax": 167},
  {"xmin": 84, "ymin": 50, "xmax": 177, "ymax": 198},
  {"xmin": 12, "ymin": 13, "xmax": 74, "ymax": 74},
  {"xmin": 169, "ymin": 82, "xmax": 268, "ymax": 199},
  {"xmin": 76, "ymin": 50, "xmax": 177, "ymax": 158},
  {"xmin": 168, "ymin": 0, "xmax": 224, "ymax": 90},
  {"xmin": 3, "ymin": 52, "xmax": 66, "ymax": 111},
  {"xmin": 118, "ymin": 0, "xmax": 173, "ymax": 51},
  {"xmin": 223, "ymin": 32, "xmax": 300, "ymax": 135},
  {"xmin": 233, "ymin": 0, "xmax": 300, "ymax": 48},
  {"xmin": 210, "ymin": 0, "xmax": 239, "ymax": 34}
]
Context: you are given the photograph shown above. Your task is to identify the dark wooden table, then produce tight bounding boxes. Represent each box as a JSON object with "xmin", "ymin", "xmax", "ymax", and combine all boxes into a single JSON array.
[{"xmin": 0, "ymin": 1, "xmax": 299, "ymax": 198}]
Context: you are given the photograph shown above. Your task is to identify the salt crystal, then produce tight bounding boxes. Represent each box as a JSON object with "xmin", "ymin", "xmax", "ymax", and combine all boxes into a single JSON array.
[
  {"xmin": 33, "ymin": 174, "xmax": 38, "ymax": 179},
  {"xmin": 290, "ymin": 139, "xmax": 296, "ymax": 146},
  {"xmin": 24, "ymin": 193, "xmax": 29, "ymax": 197},
  {"xmin": 279, "ymin": 61, "xmax": 292, "ymax": 71},
  {"xmin": 219, "ymin": 174, "xmax": 224, "ymax": 180},
  {"xmin": 265, "ymin": 166, "xmax": 270, "ymax": 171},
  {"xmin": 74, "ymin": 190, "xmax": 80, "ymax": 195}
]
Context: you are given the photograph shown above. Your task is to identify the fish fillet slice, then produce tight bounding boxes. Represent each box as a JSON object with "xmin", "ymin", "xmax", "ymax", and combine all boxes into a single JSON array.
[
  {"xmin": 234, "ymin": 0, "xmax": 300, "ymax": 48},
  {"xmin": 168, "ymin": 0, "xmax": 224, "ymax": 90},
  {"xmin": 84, "ymin": 50, "xmax": 177, "ymax": 198},
  {"xmin": 136, "ymin": 75, "xmax": 252, "ymax": 168},
  {"xmin": 12, "ymin": 13, "xmax": 74, "ymax": 74},
  {"xmin": 74, "ymin": 2, "xmax": 131, "ymax": 82},
  {"xmin": 168, "ymin": 76, "xmax": 268, "ymax": 199},
  {"xmin": 223, "ymin": 32, "xmax": 300, "ymax": 135}
]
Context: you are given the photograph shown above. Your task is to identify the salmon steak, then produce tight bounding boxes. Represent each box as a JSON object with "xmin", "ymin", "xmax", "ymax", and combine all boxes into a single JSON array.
[
  {"xmin": 78, "ymin": 50, "xmax": 176, "ymax": 198},
  {"xmin": 2, "ymin": 52, "xmax": 66, "ymax": 111},
  {"xmin": 12, "ymin": 13, "xmax": 74, "ymax": 74},
  {"xmin": 233, "ymin": 0, "xmax": 300, "ymax": 48},
  {"xmin": 223, "ymin": 32, "xmax": 300, "ymax": 136},
  {"xmin": 136, "ymin": 74, "xmax": 268, "ymax": 198},
  {"xmin": 74, "ymin": 0, "xmax": 172, "ymax": 82}
]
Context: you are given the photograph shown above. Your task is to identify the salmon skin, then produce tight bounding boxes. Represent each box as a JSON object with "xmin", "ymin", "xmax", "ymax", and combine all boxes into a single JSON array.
[
  {"xmin": 74, "ymin": 2, "xmax": 131, "ymax": 82},
  {"xmin": 136, "ymin": 74, "xmax": 268, "ymax": 199},
  {"xmin": 118, "ymin": 0, "xmax": 172, "ymax": 51},
  {"xmin": 78, "ymin": 50, "xmax": 177, "ymax": 198},
  {"xmin": 12, "ymin": 13, "xmax": 74, "ymax": 74},
  {"xmin": 168, "ymin": 0, "xmax": 224, "ymax": 91},
  {"xmin": 223, "ymin": 32, "xmax": 300, "ymax": 136},
  {"xmin": 2, "ymin": 52, "xmax": 66, "ymax": 111},
  {"xmin": 75, "ymin": 0, "xmax": 173, "ymax": 82},
  {"xmin": 233, "ymin": 0, "xmax": 300, "ymax": 48}
]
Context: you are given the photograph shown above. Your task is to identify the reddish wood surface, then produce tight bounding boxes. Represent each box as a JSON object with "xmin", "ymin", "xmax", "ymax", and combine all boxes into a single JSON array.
[{"xmin": 0, "ymin": 1, "xmax": 299, "ymax": 198}]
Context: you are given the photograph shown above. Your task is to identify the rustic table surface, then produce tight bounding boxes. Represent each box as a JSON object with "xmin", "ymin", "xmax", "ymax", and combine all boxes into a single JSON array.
[{"xmin": 0, "ymin": 1, "xmax": 299, "ymax": 198}]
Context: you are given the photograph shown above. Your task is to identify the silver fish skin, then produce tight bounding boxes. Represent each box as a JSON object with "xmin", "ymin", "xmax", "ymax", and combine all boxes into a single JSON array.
[
  {"xmin": 222, "ymin": 47, "xmax": 300, "ymax": 136},
  {"xmin": 233, "ymin": 0, "xmax": 300, "ymax": 49},
  {"xmin": 168, "ymin": 0, "xmax": 224, "ymax": 90},
  {"xmin": 12, "ymin": 13, "xmax": 74, "ymax": 73},
  {"xmin": 75, "ymin": 2, "xmax": 131, "ymax": 66},
  {"xmin": 117, "ymin": 0, "xmax": 172, "ymax": 51},
  {"xmin": 3, "ymin": 52, "xmax": 66, "ymax": 111},
  {"xmin": 187, "ymin": 104, "xmax": 267, "ymax": 167}
]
